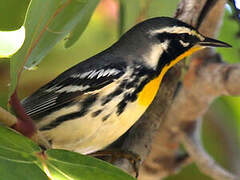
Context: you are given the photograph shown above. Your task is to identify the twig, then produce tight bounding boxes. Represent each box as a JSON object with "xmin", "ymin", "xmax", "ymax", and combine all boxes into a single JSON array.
[
  {"xmin": 196, "ymin": 0, "xmax": 218, "ymax": 29},
  {"xmin": 0, "ymin": 107, "xmax": 17, "ymax": 126},
  {"xmin": 175, "ymin": 0, "xmax": 208, "ymax": 26},
  {"xmin": 180, "ymin": 118, "xmax": 238, "ymax": 180},
  {"xmin": 0, "ymin": 105, "xmax": 49, "ymax": 148}
]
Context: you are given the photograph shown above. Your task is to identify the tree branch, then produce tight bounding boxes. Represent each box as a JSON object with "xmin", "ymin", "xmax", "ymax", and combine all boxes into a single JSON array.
[
  {"xmin": 180, "ymin": 118, "xmax": 238, "ymax": 180},
  {"xmin": 0, "ymin": 107, "xmax": 17, "ymax": 126},
  {"xmin": 138, "ymin": 0, "xmax": 240, "ymax": 179}
]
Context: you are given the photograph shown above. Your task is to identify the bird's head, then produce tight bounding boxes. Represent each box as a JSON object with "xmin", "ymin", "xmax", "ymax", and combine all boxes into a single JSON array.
[{"xmin": 116, "ymin": 17, "xmax": 231, "ymax": 73}]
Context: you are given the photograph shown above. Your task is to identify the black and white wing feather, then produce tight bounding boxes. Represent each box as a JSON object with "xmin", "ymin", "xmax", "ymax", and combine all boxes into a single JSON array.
[{"xmin": 22, "ymin": 61, "xmax": 126, "ymax": 120}]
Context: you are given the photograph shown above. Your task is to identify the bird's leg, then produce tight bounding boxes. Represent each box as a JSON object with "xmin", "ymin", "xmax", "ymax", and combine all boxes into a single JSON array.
[
  {"xmin": 32, "ymin": 131, "xmax": 52, "ymax": 150},
  {"xmin": 90, "ymin": 149, "xmax": 141, "ymax": 177}
]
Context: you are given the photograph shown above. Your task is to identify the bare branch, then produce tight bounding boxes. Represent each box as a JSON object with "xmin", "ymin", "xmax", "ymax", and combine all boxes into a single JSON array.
[
  {"xmin": 175, "ymin": 0, "xmax": 207, "ymax": 26},
  {"xmin": 138, "ymin": 0, "xmax": 240, "ymax": 179},
  {"xmin": 180, "ymin": 119, "xmax": 238, "ymax": 180},
  {"xmin": 0, "ymin": 107, "xmax": 17, "ymax": 126},
  {"xmin": 0, "ymin": 107, "xmax": 50, "ymax": 148},
  {"xmin": 140, "ymin": 57, "xmax": 240, "ymax": 179}
]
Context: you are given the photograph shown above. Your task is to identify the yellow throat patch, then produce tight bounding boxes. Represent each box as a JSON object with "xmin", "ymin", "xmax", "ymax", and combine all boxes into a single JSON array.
[{"xmin": 137, "ymin": 45, "xmax": 203, "ymax": 106}]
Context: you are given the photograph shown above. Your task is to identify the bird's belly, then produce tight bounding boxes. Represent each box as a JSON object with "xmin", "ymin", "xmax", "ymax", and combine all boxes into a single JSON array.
[
  {"xmin": 43, "ymin": 100, "xmax": 147, "ymax": 154},
  {"xmin": 73, "ymin": 102, "xmax": 146, "ymax": 154}
]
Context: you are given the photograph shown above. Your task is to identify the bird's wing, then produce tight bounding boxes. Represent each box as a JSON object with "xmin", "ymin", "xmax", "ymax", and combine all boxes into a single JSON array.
[{"xmin": 21, "ymin": 62, "xmax": 126, "ymax": 120}]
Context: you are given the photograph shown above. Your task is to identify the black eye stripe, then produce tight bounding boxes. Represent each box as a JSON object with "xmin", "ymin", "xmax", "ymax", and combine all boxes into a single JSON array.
[
  {"xmin": 179, "ymin": 33, "xmax": 189, "ymax": 41},
  {"xmin": 157, "ymin": 32, "xmax": 199, "ymax": 43}
]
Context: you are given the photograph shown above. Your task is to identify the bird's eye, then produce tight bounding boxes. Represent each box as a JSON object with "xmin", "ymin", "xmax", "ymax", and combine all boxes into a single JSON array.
[
  {"xmin": 178, "ymin": 34, "xmax": 190, "ymax": 47},
  {"xmin": 179, "ymin": 33, "xmax": 188, "ymax": 41}
]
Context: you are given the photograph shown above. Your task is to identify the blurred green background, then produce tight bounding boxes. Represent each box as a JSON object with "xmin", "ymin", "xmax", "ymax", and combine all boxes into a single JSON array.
[{"xmin": 0, "ymin": 0, "xmax": 240, "ymax": 179}]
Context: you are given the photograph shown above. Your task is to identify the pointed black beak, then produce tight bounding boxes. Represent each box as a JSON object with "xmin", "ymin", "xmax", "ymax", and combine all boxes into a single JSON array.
[{"xmin": 198, "ymin": 37, "xmax": 232, "ymax": 48}]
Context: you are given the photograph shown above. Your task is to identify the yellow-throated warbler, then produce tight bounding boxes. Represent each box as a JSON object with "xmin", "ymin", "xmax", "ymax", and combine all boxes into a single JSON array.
[{"xmin": 22, "ymin": 17, "xmax": 231, "ymax": 154}]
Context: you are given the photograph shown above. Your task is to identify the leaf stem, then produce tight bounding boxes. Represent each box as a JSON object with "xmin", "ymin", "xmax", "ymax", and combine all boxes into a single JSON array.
[
  {"xmin": 16, "ymin": 0, "xmax": 72, "ymax": 88},
  {"xmin": 9, "ymin": 91, "xmax": 36, "ymax": 137},
  {"xmin": 8, "ymin": 0, "xmax": 72, "ymax": 138}
]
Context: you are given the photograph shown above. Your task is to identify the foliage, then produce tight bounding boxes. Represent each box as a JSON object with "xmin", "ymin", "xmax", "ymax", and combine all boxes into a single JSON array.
[
  {"xmin": 0, "ymin": 0, "xmax": 239, "ymax": 179},
  {"xmin": 0, "ymin": 126, "xmax": 135, "ymax": 180},
  {"xmin": 9, "ymin": 0, "xmax": 100, "ymax": 95},
  {"xmin": 0, "ymin": 0, "xmax": 30, "ymax": 31}
]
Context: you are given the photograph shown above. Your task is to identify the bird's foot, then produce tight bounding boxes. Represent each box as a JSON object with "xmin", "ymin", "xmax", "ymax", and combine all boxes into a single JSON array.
[{"xmin": 90, "ymin": 149, "xmax": 141, "ymax": 177}]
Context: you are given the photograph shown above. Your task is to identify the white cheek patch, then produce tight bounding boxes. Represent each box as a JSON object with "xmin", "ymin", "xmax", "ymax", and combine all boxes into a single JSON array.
[
  {"xmin": 161, "ymin": 40, "xmax": 169, "ymax": 51},
  {"xmin": 179, "ymin": 40, "xmax": 190, "ymax": 47},
  {"xmin": 143, "ymin": 40, "xmax": 169, "ymax": 68}
]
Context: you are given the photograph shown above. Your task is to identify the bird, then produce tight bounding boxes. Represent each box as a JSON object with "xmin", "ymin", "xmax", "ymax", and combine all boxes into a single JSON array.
[{"xmin": 21, "ymin": 17, "xmax": 231, "ymax": 154}]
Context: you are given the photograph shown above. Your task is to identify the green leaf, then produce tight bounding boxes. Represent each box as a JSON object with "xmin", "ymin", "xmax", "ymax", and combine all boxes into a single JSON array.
[
  {"xmin": 0, "ymin": 126, "xmax": 136, "ymax": 180},
  {"xmin": 64, "ymin": 0, "xmax": 99, "ymax": 48},
  {"xmin": 217, "ymin": 10, "xmax": 240, "ymax": 63},
  {"xmin": 118, "ymin": 0, "xmax": 125, "ymax": 37},
  {"xmin": 118, "ymin": 0, "xmax": 179, "ymax": 37},
  {"xmin": 0, "ymin": 126, "xmax": 48, "ymax": 180},
  {"xmin": 0, "ymin": 0, "xmax": 30, "ymax": 31},
  {"xmin": 0, "ymin": 157, "xmax": 49, "ymax": 180},
  {"xmin": 42, "ymin": 149, "xmax": 136, "ymax": 180},
  {"xmin": 118, "ymin": 0, "xmax": 141, "ymax": 36},
  {"xmin": 220, "ymin": 97, "xmax": 240, "ymax": 139},
  {"xmin": 10, "ymin": 0, "xmax": 98, "ymax": 96},
  {"xmin": 0, "ymin": 126, "xmax": 41, "ymax": 154},
  {"xmin": 147, "ymin": 0, "xmax": 179, "ymax": 18}
]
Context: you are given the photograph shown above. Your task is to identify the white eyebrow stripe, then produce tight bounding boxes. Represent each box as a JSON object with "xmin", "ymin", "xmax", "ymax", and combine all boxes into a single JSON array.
[{"xmin": 150, "ymin": 26, "xmax": 204, "ymax": 40}]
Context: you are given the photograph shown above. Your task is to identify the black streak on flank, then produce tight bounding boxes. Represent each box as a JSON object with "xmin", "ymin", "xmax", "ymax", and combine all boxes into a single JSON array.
[
  {"xmin": 117, "ymin": 100, "xmax": 127, "ymax": 115},
  {"xmin": 101, "ymin": 79, "xmax": 128, "ymax": 106},
  {"xmin": 116, "ymin": 79, "xmax": 149, "ymax": 116},
  {"xmin": 116, "ymin": 66, "xmax": 155, "ymax": 116},
  {"xmin": 101, "ymin": 88, "xmax": 123, "ymax": 105},
  {"xmin": 102, "ymin": 114, "xmax": 111, "ymax": 121},
  {"xmin": 40, "ymin": 94, "xmax": 98, "ymax": 130},
  {"xmin": 125, "ymin": 77, "xmax": 139, "ymax": 89},
  {"xmin": 92, "ymin": 109, "xmax": 102, "ymax": 117},
  {"xmin": 116, "ymin": 77, "xmax": 153, "ymax": 116}
]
